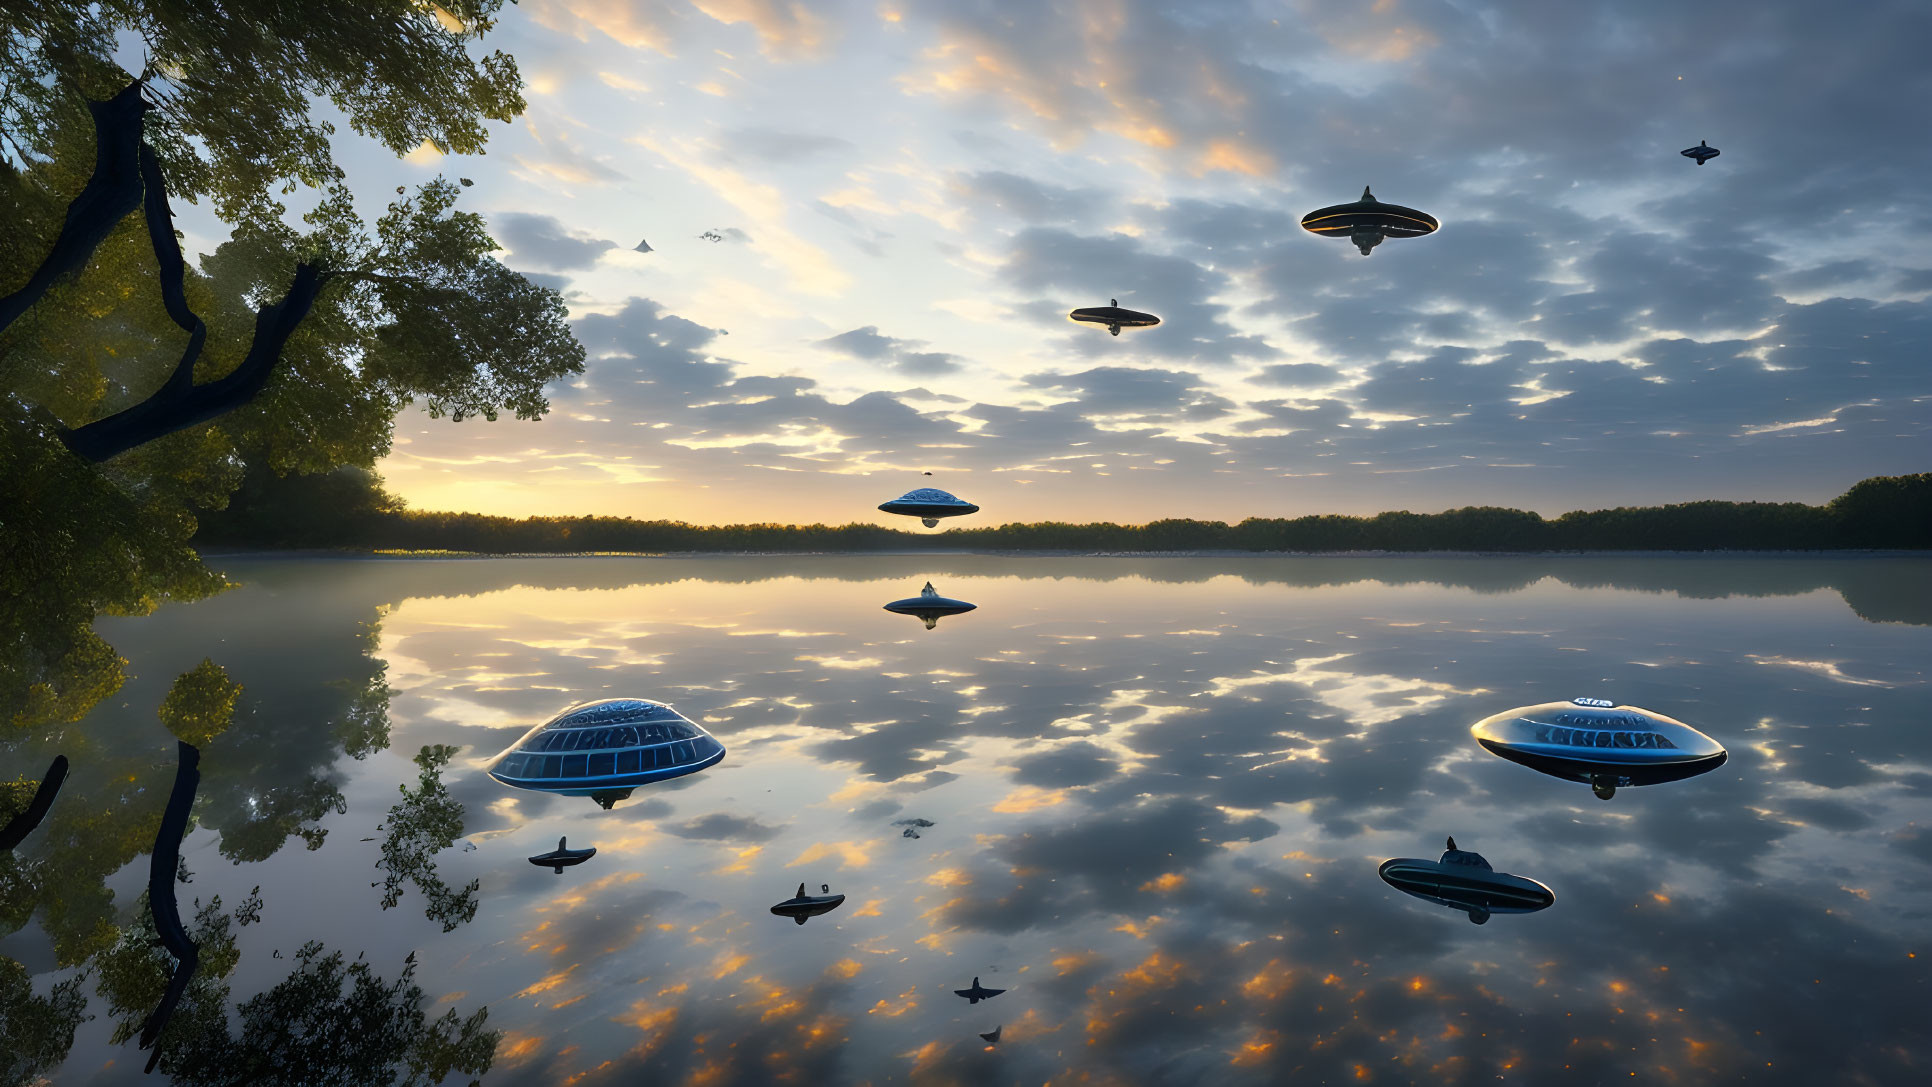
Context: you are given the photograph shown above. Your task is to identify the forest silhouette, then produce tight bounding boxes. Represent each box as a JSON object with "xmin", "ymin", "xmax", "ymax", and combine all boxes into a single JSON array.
[{"xmin": 198, "ymin": 467, "xmax": 1932, "ymax": 554}]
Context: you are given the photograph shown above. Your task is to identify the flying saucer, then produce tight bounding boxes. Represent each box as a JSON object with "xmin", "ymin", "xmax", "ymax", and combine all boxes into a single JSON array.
[
  {"xmin": 884, "ymin": 581, "xmax": 977, "ymax": 629},
  {"xmin": 1681, "ymin": 139, "xmax": 1720, "ymax": 165},
  {"xmin": 1300, "ymin": 185, "xmax": 1439, "ymax": 255},
  {"xmin": 879, "ymin": 486, "xmax": 979, "ymax": 529},
  {"xmin": 1068, "ymin": 299, "xmax": 1161, "ymax": 337},
  {"xmin": 528, "ymin": 836, "xmax": 597, "ymax": 874},
  {"xmin": 771, "ymin": 882, "xmax": 846, "ymax": 925},
  {"xmin": 1378, "ymin": 837, "xmax": 1554, "ymax": 925},
  {"xmin": 1470, "ymin": 697, "xmax": 1726, "ymax": 799},
  {"xmin": 487, "ymin": 698, "xmax": 725, "ymax": 799}
]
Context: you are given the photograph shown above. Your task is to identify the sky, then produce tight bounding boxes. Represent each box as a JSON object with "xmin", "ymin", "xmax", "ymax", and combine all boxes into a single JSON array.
[{"xmin": 233, "ymin": 0, "xmax": 1932, "ymax": 526}]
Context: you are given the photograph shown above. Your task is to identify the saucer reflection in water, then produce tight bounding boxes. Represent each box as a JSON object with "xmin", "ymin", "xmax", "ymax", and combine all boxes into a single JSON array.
[
  {"xmin": 1378, "ymin": 837, "xmax": 1554, "ymax": 925},
  {"xmin": 528, "ymin": 836, "xmax": 596, "ymax": 874},
  {"xmin": 771, "ymin": 882, "xmax": 845, "ymax": 925},
  {"xmin": 487, "ymin": 698, "xmax": 725, "ymax": 800},
  {"xmin": 1471, "ymin": 697, "xmax": 1727, "ymax": 799},
  {"xmin": 878, "ymin": 486, "xmax": 979, "ymax": 528},
  {"xmin": 954, "ymin": 977, "xmax": 1005, "ymax": 1003},
  {"xmin": 883, "ymin": 581, "xmax": 977, "ymax": 629}
]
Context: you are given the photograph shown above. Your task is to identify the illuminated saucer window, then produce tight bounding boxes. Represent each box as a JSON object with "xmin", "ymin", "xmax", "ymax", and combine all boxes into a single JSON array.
[
  {"xmin": 1530, "ymin": 718, "xmax": 1679, "ymax": 750},
  {"xmin": 895, "ymin": 488, "xmax": 967, "ymax": 504},
  {"xmin": 489, "ymin": 699, "xmax": 723, "ymax": 785}
]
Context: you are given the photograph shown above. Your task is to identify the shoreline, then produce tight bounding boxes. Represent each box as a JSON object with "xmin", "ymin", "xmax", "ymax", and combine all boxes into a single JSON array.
[{"xmin": 192, "ymin": 547, "xmax": 1932, "ymax": 561}]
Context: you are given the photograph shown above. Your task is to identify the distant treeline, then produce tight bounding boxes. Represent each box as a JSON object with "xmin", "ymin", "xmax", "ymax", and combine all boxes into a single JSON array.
[{"xmin": 195, "ymin": 469, "xmax": 1932, "ymax": 553}]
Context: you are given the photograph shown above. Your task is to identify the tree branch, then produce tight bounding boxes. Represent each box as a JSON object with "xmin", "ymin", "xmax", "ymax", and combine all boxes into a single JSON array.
[
  {"xmin": 61, "ymin": 262, "xmax": 330, "ymax": 462},
  {"xmin": 0, "ymin": 81, "xmax": 149, "ymax": 335},
  {"xmin": 139, "ymin": 141, "xmax": 208, "ymax": 397}
]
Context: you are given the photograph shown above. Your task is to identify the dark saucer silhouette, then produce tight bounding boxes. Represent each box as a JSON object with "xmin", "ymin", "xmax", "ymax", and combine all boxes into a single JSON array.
[
  {"xmin": 1068, "ymin": 299, "xmax": 1161, "ymax": 336},
  {"xmin": 1378, "ymin": 836, "xmax": 1554, "ymax": 924},
  {"xmin": 1681, "ymin": 139, "xmax": 1720, "ymax": 165},
  {"xmin": 1301, "ymin": 185, "xmax": 1439, "ymax": 255},
  {"xmin": 954, "ymin": 976, "xmax": 1006, "ymax": 1004},
  {"xmin": 1470, "ymin": 696, "xmax": 1727, "ymax": 799},
  {"xmin": 771, "ymin": 883, "xmax": 845, "ymax": 925},
  {"xmin": 884, "ymin": 582, "xmax": 978, "ymax": 629},
  {"xmin": 528, "ymin": 836, "xmax": 596, "ymax": 874}
]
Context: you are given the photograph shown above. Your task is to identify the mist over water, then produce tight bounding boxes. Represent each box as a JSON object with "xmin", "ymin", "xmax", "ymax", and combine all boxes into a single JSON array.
[{"xmin": 9, "ymin": 555, "xmax": 1929, "ymax": 1085}]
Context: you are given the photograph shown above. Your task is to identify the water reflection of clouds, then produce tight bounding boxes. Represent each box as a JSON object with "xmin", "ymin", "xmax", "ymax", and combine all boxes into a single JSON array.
[{"xmin": 40, "ymin": 556, "xmax": 1931, "ymax": 1084}]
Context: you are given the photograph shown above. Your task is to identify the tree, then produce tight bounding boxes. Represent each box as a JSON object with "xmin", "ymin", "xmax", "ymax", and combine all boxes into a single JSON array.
[
  {"xmin": 0, "ymin": 955, "xmax": 90, "ymax": 1087},
  {"xmin": 1, "ymin": 2, "xmax": 584, "ymax": 735}
]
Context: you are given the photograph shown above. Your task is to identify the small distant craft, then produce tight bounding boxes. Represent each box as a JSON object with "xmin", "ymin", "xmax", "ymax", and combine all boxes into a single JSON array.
[
  {"xmin": 770, "ymin": 882, "xmax": 846, "ymax": 925},
  {"xmin": 1681, "ymin": 139, "xmax": 1720, "ymax": 165},
  {"xmin": 1470, "ymin": 697, "xmax": 1727, "ymax": 799},
  {"xmin": 954, "ymin": 977, "xmax": 1006, "ymax": 1004},
  {"xmin": 878, "ymin": 486, "xmax": 979, "ymax": 529},
  {"xmin": 1378, "ymin": 837, "xmax": 1554, "ymax": 925},
  {"xmin": 883, "ymin": 582, "xmax": 977, "ymax": 630},
  {"xmin": 979, "ymin": 1025, "xmax": 1002, "ymax": 1044},
  {"xmin": 487, "ymin": 698, "xmax": 726, "ymax": 801},
  {"xmin": 1301, "ymin": 185, "xmax": 1439, "ymax": 256},
  {"xmin": 528, "ymin": 836, "xmax": 597, "ymax": 874},
  {"xmin": 1068, "ymin": 299, "xmax": 1161, "ymax": 337}
]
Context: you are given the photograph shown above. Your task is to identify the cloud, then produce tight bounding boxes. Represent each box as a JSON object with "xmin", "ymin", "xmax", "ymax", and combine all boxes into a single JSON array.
[
  {"xmin": 527, "ymin": 0, "xmax": 685, "ymax": 53},
  {"xmin": 718, "ymin": 127, "xmax": 853, "ymax": 164},
  {"xmin": 952, "ymin": 170, "xmax": 1113, "ymax": 227},
  {"xmin": 1005, "ymin": 228, "xmax": 1277, "ymax": 365},
  {"xmin": 816, "ymin": 326, "xmax": 964, "ymax": 376},
  {"xmin": 692, "ymin": 0, "xmax": 834, "ymax": 59},
  {"xmin": 665, "ymin": 812, "xmax": 786, "ymax": 842},
  {"xmin": 492, "ymin": 212, "xmax": 619, "ymax": 272}
]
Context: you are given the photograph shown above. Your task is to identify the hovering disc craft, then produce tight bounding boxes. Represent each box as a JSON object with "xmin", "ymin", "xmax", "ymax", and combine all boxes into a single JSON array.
[
  {"xmin": 884, "ymin": 582, "xmax": 977, "ymax": 629},
  {"xmin": 1300, "ymin": 185, "xmax": 1439, "ymax": 255},
  {"xmin": 1681, "ymin": 139, "xmax": 1720, "ymax": 165},
  {"xmin": 1471, "ymin": 697, "xmax": 1727, "ymax": 799},
  {"xmin": 1378, "ymin": 837, "xmax": 1554, "ymax": 925},
  {"xmin": 1068, "ymin": 298, "xmax": 1161, "ymax": 336},
  {"xmin": 879, "ymin": 487, "xmax": 979, "ymax": 529},
  {"xmin": 487, "ymin": 698, "xmax": 725, "ymax": 800}
]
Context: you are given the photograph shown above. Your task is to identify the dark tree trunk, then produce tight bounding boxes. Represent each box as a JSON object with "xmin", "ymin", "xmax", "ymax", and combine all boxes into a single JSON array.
[
  {"xmin": 0, "ymin": 82, "xmax": 149, "ymax": 334},
  {"xmin": 61, "ymin": 262, "xmax": 329, "ymax": 462},
  {"xmin": 0, "ymin": 755, "xmax": 69, "ymax": 852},
  {"xmin": 139, "ymin": 741, "xmax": 201, "ymax": 1069}
]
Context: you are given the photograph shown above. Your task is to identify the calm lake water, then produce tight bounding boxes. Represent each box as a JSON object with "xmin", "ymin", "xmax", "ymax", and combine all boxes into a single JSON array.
[{"xmin": 6, "ymin": 554, "xmax": 1930, "ymax": 1085}]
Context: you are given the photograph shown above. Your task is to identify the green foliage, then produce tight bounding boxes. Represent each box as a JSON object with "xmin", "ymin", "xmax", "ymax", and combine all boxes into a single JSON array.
[
  {"xmin": 0, "ymin": 955, "xmax": 91, "ymax": 1087},
  {"xmin": 0, "ymin": 1, "xmax": 523, "ymax": 224},
  {"xmin": 376, "ymin": 745, "xmax": 478, "ymax": 932},
  {"xmin": 0, "ymin": 405, "xmax": 229, "ymax": 737},
  {"xmin": 94, "ymin": 893, "xmax": 242, "ymax": 1049},
  {"xmin": 0, "ymin": 3, "xmax": 581, "ymax": 733},
  {"xmin": 1830, "ymin": 472, "xmax": 1932, "ymax": 548},
  {"xmin": 158, "ymin": 659, "xmax": 242, "ymax": 747},
  {"xmin": 152, "ymin": 940, "xmax": 499, "ymax": 1087}
]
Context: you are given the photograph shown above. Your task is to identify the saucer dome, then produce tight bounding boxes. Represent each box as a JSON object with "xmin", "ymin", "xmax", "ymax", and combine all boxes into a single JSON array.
[
  {"xmin": 488, "ymin": 699, "xmax": 724, "ymax": 797},
  {"xmin": 879, "ymin": 487, "xmax": 979, "ymax": 528},
  {"xmin": 1471, "ymin": 697, "xmax": 1726, "ymax": 799}
]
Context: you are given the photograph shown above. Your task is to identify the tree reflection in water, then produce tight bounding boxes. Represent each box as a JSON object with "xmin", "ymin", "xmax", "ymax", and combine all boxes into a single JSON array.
[
  {"xmin": 375, "ymin": 745, "xmax": 479, "ymax": 933},
  {"xmin": 0, "ymin": 638, "xmax": 495, "ymax": 1082}
]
